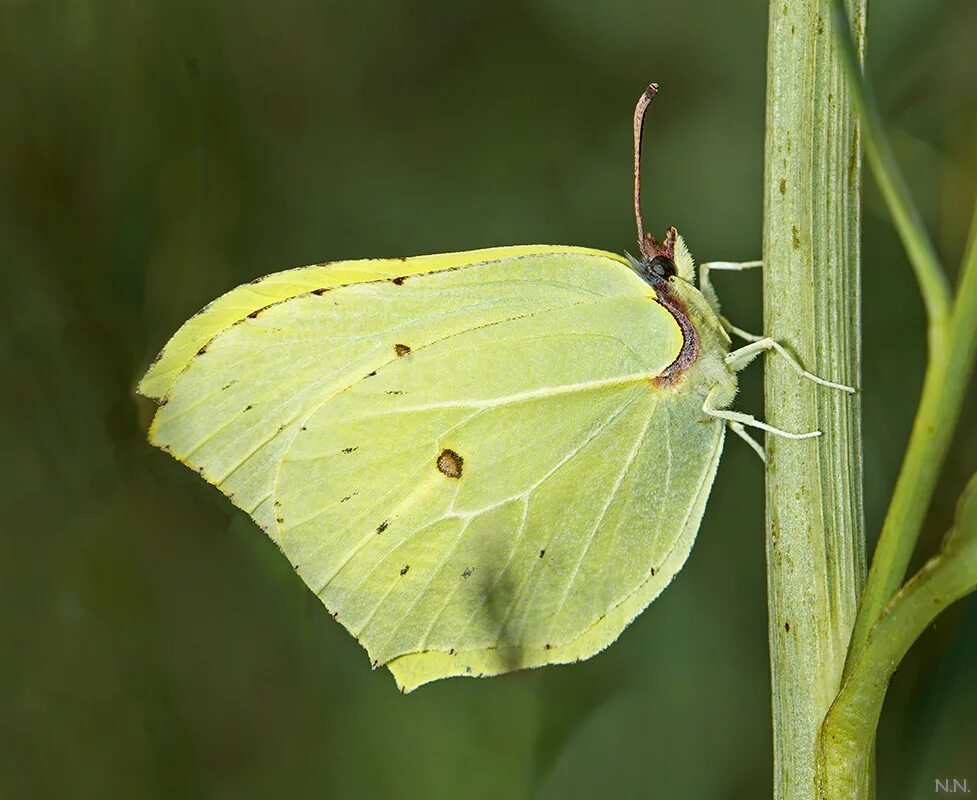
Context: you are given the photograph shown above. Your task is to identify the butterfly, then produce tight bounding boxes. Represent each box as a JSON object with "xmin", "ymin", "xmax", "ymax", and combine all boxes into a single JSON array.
[{"xmin": 138, "ymin": 84, "xmax": 852, "ymax": 691}]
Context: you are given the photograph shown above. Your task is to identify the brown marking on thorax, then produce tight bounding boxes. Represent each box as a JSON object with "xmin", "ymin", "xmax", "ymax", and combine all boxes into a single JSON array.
[
  {"xmin": 650, "ymin": 283, "xmax": 699, "ymax": 387},
  {"xmin": 631, "ymin": 228, "xmax": 700, "ymax": 387}
]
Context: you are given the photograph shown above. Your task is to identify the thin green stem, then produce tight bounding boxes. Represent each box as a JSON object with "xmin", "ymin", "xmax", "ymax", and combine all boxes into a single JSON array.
[
  {"xmin": 831, "ymin": 0, "xmax": 951, "ymax": 330},
  {"xmin": 953, "ymin": 201, "xmax": 977, "ymax": 359},
  {"xmin": 819, "ymin": 475, "xmax": 977, "ymax": 799},
  {"xmin": 835, "ymin": 4, "xmax": 977, "ymax": 671}
]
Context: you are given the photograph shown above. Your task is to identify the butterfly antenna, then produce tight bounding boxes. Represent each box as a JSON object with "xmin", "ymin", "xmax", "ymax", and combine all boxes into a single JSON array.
[{"xmin": 633, "ymin": 83, "xmax": 659, "ymax": 259}]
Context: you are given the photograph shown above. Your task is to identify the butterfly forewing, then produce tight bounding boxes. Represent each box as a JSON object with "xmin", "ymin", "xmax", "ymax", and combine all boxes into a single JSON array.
[{"xmin": 149, "ymin": 250, "xmax": 659, "ymax": 533}]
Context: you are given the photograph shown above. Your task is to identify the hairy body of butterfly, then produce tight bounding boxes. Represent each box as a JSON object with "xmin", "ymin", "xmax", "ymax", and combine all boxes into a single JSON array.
[{"xmin": 138, "ymin": 85, "xmax": 851, "ymax": 691}]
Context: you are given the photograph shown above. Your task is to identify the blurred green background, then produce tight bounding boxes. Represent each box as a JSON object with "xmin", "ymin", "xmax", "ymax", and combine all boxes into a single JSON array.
[{"xmin": 2, "ymin": 1, "xmax": 975, "ymax": 797}]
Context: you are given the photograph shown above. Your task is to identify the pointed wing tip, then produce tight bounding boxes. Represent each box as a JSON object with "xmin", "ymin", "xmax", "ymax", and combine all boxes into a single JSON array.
[{"xmin": 135, "ymin": 369, "xmax": 168, "ymax": 402}]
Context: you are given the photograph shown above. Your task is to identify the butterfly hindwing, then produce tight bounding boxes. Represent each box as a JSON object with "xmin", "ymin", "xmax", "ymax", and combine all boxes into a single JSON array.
[
  {"xmin": 386, "ymin": 397, "xmax": 724, "ymax": 692},
  {"xmin": 272, "ymin": 261, "xmax": 724, "ymax": 689}
]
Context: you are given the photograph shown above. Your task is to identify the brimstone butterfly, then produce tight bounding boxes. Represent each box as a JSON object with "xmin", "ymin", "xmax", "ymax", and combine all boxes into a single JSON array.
[{"xmin": 138, "ymin": 84, "xmax": 852, "ymax": 691}]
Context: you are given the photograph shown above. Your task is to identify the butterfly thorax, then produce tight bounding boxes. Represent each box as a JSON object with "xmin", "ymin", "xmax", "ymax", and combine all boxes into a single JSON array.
[
  {"xmin": 631, "ymin": 228, "xmax": 737, "ymax": 409},
  {"xmin": 665, "ymin": 275, "xmax": 738, "ymax": 410}
]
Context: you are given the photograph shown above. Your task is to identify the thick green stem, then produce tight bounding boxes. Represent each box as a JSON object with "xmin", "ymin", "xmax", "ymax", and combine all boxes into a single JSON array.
[
  {"xmin": 762, "ymin": 1, "xmax": 866, "ymax": 798},
  {"xmin": 819, "ymin": 474, "xmax": 977, "ymax": 799},
  {"xmin": 819, "ymin": 552, "xmax": 977, "ymax": 798}
]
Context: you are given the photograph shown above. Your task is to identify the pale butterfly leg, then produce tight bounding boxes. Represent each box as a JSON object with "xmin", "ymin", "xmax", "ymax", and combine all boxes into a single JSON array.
[
  {"xmin": 698, "ymin": 260, "xmax": 763, "ymax": 317},
  {"xmin": 703, "ymin": 385, "xmax": 821, "ymax": 440},
  {"xmin": 702, "ymin": 263, "xmax": 858, "ymax": 393},
  {"xmin": 704, "ymin": 338, "xmax": 857, "ymax": 450},
  {"xmin": 726, "ymin": 420, "xmax": 767, "ymax": 463},
  {"xmin": 725, "ymin": 338, "xmax": 856, "ymax": 393},
  {"xmin": 702, "ymin": 260, "xmax": 856, "ymax": 390},
  {"xmin": 722, "ymin": 319, "xmax": 764, "ymax": 343},
  {"xmin": 699, "ymin": 259, "xmax": 855, "ymax": 451}
]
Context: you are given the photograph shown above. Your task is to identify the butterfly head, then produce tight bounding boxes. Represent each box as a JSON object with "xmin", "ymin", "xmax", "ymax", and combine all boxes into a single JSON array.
[
  {"xmin": 629, "ymin": 226, "xmax": 696, "ymax": 285},
  {"xmin": 646, "ymin": 255, "xmax": 676, "ymax": 281}
]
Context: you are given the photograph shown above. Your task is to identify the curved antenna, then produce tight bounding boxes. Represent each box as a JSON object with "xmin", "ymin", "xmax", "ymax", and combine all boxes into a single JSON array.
[{"xmin": 633, "ymin": 83, "xmax": 659, "ymax": 258}]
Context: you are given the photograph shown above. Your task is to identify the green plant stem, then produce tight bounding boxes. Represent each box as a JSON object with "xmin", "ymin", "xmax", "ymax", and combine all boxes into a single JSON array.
[
  {"xmin": 815, "ymin": 10, "xmax": 977, "ymax": 794},
  {"xmin": 762, "ymin": 1, "xmax": 866, "ymax": 797},
  {"xmin": 831, "ymin": 2, "xmax": 975, "ymax": 671},
  {"xmin": 818, "ymin": 475, "xmax": 977, "ymax": 800},
  {"xmin": 830, "ymin": 0, "xmax": 951, "ymax": 329},
  {"xmin": 846, "ymin": 195, "xmax": 977, "ymax": 673}
]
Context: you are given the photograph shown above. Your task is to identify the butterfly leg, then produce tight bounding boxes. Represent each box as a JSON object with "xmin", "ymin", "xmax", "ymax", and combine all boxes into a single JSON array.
[
  {"xmin": 725, "ymin": 338, "xmax": 856, "ymax": 393},
  {"xmin": 698, "ymin": 260, "xmax": 767, "ymax": 341},
  {"xmin": 698, "ymin": 260, "xmax": 762, "ymax": 316},
  {"xmin": 722, "ymin": 318, "xmax": 764, "ymax": 343},
  {"xmin": 726, "ymin": 420, "xmax": 767, "ymax": 462},
  {"xmin": 702, "ymin": 386, "xmax": 822, "ymax": 439}
]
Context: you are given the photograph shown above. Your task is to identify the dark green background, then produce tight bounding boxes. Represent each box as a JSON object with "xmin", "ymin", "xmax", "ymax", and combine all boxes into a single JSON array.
[{"xmin": 2, "ymin": 1, "xmax": 975, "ymax": 797}]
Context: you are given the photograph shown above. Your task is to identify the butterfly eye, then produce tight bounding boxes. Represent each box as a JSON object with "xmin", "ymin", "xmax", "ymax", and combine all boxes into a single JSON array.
[{"xmin": 648, "ymin": 255, "xmax": 676, "ymax": 280}]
